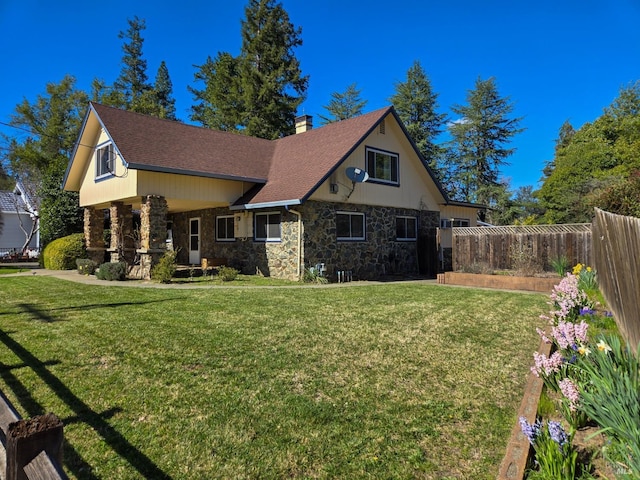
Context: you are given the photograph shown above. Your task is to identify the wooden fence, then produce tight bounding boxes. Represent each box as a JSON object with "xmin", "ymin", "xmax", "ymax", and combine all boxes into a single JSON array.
[
  {"xmin": 452, "ymin": 224, "xmax": 592, "ymax": 271},
  {"xmin": 592, "ymin": 209, "xmax": 640, "ymax": 351},
  {"xmin": 0, "ymin": 390, "xmax": 66, "ymax": 480}
]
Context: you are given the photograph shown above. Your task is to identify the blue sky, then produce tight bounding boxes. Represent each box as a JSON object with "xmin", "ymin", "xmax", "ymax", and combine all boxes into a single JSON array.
[{"xmin": 1, "ymin": 0, "xmax": 639, "ymax": 190}]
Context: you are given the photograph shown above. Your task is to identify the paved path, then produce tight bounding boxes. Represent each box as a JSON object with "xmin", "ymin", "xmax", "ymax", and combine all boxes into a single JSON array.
[{"xmin": 3, "ymin": 264, "xmax": 438, "ymax": 289}]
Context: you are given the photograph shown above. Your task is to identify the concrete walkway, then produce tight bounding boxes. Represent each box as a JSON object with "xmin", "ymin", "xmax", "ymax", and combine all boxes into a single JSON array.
[{"xmin": 2, "ymin": 264, "xmax": 438, "ymax": 289}]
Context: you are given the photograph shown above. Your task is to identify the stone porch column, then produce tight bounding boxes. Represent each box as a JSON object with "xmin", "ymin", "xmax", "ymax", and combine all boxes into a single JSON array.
[
  {"xmin": 84, "ymin": 207, "xmax": 105, "ymax": 265},
  {"xmin": 138, "ymin": 195, "xmax": 168, "ymax": 279},
  {"xmin": 108, "ymin": 202, "xmax": 134, "ymax": 263}
]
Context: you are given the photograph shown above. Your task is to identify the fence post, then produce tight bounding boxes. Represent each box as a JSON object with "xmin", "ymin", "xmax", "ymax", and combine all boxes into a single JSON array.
[{"xmin": 5, "ymin": 413, "xmax": 64, "ymax": 480}]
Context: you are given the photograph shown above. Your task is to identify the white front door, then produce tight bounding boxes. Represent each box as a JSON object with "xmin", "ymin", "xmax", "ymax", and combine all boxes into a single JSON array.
[{"xmin": 189, "ymin": 218, "xmax": 200, "ymax": 265}]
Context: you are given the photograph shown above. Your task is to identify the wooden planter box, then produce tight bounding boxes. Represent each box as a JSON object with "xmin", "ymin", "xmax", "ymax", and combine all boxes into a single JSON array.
[{"xmin": 436, "ymin": 272, "xmax": 559, "ymax": 293}]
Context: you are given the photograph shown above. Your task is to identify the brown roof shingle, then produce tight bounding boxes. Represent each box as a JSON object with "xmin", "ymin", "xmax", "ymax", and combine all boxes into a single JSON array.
[
  {"xmin": 87, "ymin": 103, "xmax": 437, "ymax": 208},
  {"xmin": 92, "ymin": 103, "xmax": 273, "ymax": 183}
]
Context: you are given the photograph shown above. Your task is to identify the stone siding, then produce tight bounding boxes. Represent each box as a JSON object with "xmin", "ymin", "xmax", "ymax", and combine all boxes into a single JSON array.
[
  {"xmin": 170, "ymin": 201, "xmax": 439, "ymax": 281},
  {"xmin": 298, "ymin": 201, "xmax": 439, "ymax": 280}
]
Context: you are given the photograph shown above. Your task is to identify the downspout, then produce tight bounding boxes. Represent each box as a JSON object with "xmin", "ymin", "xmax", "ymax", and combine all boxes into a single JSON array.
[{"xmin": 289, "ymin": 208, "xmax": 302, "ymax": 280}]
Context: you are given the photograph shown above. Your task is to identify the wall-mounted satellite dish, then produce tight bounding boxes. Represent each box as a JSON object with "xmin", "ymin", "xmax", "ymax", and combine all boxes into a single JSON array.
[
  {"xmin": 344, "ymin": 167, "xmax": 369, "ymax": 199},
  {"xmin": 345, "ymin": 167, "xmax": 369, "ymax": 183}
]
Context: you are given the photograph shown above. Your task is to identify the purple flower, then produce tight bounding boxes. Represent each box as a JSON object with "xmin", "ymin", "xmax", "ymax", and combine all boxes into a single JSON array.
[
  {"xmin": 579, "ymin": 306, "xmax": 596, "ymax": 316},
  {"xmin": 604, "ymin": 311, "xmax": 613, "ymax": 317},
  {"xmin": 520, "ymin": 417, "xmax": 542, "ymax": 445},
  {"xmin": 548, "ymin": 420, "xmax": 569, "ymax": 451}
]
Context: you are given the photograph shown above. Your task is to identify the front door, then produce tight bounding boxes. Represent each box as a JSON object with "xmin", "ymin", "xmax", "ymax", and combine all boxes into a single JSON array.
[{"xmin": 189, "ymin": 217, "xmax": 200, "ymax": 265}]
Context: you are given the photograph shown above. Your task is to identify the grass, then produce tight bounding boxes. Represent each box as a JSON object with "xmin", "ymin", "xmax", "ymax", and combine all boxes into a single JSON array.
[
  {"xmin": 0, "ymin": 276, "xmax": 548, "ymax": 479},
  {"xmin": 0, "ymin": 265, "xmax": 32, "ymax": 275}
]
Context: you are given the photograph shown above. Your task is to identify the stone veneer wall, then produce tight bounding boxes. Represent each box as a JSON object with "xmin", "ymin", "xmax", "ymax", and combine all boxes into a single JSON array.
[
  {"xmin": 170, "ymin": 207, "xmax": 301, "ymax": 280},
  {"xmin": 170, "ymin": 201, "xmax": 439, "ymax": 281},
  {"xmin": 297, "ymin": 200, "xmax": 440, "ymax": 280}
]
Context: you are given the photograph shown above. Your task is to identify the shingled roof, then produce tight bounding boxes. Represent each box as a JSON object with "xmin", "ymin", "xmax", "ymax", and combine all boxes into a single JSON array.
[
  {"xmin": 91, "ymin": 103, "xmax": 273, "ymax": 183},
  {"xmin": 79, "ymin": 103, "xmax": 446, "ymax": 209}
]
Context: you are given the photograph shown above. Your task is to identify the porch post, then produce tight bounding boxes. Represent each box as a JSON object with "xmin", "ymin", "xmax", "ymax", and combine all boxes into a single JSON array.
[
  {"xmin": 108, "ymin": 202, "xmax": 134, "ymax": 263},
  {"xmin": 138, "ymin": 195, "xmax": 168, "ymax": 279},
  {"xmin": 83, "ymin": 207, "xmax": 105, "ymax": 265}
]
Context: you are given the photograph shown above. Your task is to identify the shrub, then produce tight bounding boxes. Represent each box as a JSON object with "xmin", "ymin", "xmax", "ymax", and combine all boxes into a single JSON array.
[
  {"xmin": 458, "ymin": 262, "xmax": 493, "ymax": 274},
  {"xmin": 42, "ymin": 233, "xmax": 86, "ymax": 270},
  {"xmin": 151, "ymin": 250, "xmax": 178, "ymax": 284},
  {"xmin": 217, "ymin": 265, "xmax": 239, "ymax": 282},
  {"xmin": 302, "ymin": 267, "xmax": 329, "ymax": 284},
  {"xmin": 509, "ymin": 243, "xmax": 543, "ymax": 277},
  {"xmin": 96, "ymin": 262, "xmax": 127, "ymax": 281},
  {"xmin": 76, "ymin": 258, "xmax": 98, "ymax": 275}
]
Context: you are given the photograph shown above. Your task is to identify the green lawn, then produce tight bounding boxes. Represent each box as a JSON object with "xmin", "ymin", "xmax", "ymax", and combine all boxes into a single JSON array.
[{"xmin": 0, "ymin": 276, "xmax": 547, "ymax": 479}]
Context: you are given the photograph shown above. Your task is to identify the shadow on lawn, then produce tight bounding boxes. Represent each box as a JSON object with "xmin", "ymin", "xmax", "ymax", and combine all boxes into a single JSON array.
[
  {"xmin": 12, "ymin": 298, "xmax": 184, "ymax": 323},
  {"xmin": 0, "ymin": 328, "xmax": 173, "ymax": 479}
]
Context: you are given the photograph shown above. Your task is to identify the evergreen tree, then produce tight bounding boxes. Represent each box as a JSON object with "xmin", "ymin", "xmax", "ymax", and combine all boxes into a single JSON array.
[
  {"xmin": 541, "ymin": 120, "xmax": 575, "ymax": 179},
  {"xmin": 153, "ymin": 60, "xmax": 177, "ymax": 120},
  {"xmin": 318, "ymin": 83, "xmax": 367, "ymax": 124},
  {"xmin": 389, "ymin": 60, "xmax": 447, "ymax": 173},
  {"xmin": 190, "ymin": 53, "xmax": 243, "ymax": 131},
  {"xmin": 536, "ymin": 82, "xmax": 640, "ymax": 223},
  {"xmin": 238, "ymin": 0, "xmax": 308, "ymax": 138},
  {"xmin": 447, "ymin": 76, "xmax": 524, "ymax": 207},
  {"xmin": 5, "ymin": 75, "xmax": 87, "ymax": 246},
  {"xmin": 113, "ymin": 16, "xmax": 152, "ymax": 111}
]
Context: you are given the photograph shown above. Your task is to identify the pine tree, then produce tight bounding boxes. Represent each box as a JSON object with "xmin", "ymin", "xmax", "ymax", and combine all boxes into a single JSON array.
[
  {"xmin": 389, "ymin": 61, "xmax": 447, "ymax": 172},
  {"xmin": 447, "ymin": 76, "xmax": 524, "ymax": 206},
  {"xmin": 153, "ymin": 61, "xmax": 177, "ymax": 120},
  {"xmin": 318, "ymin": 83, "xmax": 367, "ymax": 124},
  {"xmin": 114, "ymin": 16, "xmax": 152, "ymax": 111},
  {"xmin": 190, "ymin": 53, "xmax": 243, "ymax": 131},
  {"xmin": 238, "ymin": 0, "xmax": 308, "ymax": 138}
]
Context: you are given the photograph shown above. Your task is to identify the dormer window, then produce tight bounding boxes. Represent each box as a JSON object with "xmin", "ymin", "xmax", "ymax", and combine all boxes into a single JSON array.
[{"xmin": 96, "ymin": 144, "xmax": 114, "ymax": 178}]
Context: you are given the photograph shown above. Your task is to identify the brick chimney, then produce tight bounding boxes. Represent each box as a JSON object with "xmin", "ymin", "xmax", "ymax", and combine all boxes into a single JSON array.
[{"xmin": 295, "ymin": 115, "xmax": 313, "ymax": 134}]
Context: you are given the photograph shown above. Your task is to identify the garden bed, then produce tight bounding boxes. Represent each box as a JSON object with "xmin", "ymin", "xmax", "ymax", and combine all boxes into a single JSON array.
[{"xmin": 437, "ymin": 272, "xmax": 559, "ymax": 293}]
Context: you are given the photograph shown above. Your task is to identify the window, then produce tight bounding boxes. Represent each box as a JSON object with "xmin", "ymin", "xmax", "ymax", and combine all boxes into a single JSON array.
[
  {"xmin": 366, "ymin": 147, "xmax": 398, "ymax": 185},
  {"xmin": 96, "ymin": 144, "xmax": 114, "ymax": 178},
  {"xmin": 396, "ymin": 216, "xmax": 417, "ymax": 240},
  {"xmin": 216, "ymin": 215, "xmax": 235, "ymax": 241},
  {"xmin": 255, "ymin": 212, "xmax": 281, "ymax": 241},
  {"xmin": 336, "ymin": 212, "xmax": 365, "ymax": 241},
  {"xmin": 440, "ymin": 218, "xmax": 470, "ymax": 228}
]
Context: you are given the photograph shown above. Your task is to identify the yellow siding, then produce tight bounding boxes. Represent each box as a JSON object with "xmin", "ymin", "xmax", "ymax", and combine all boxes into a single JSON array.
[
  {"xmin": 309, "ymin": 116, "xmax": 443, "ymax": 211},
  {"xmin": 439, "ymin": 205, "xmax": 480, "ymax": 248},
  {"xmin": 78, "ymin": 129, "xmax": 139, "ymax": 208},
  {"xmin": 137, "ymin": 171, "xmax": 252, "ymax": 211}
]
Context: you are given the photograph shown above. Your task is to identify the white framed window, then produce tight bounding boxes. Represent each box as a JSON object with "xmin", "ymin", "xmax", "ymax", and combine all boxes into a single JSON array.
[
  {"xmin": 216, "ymin": 215, "xmax": 235, "ymax": 242},
  {"xmin": 366, "ymin": 147, "xmax": 398, "ymax": 185},
  {"xmin": 396, "ymin": 216, "xmax": 417, "ymax": 241},
  {"xmin": 337, "ymin": 211, "xmax": 365, "ymax": 241},
  {"xmin": 96, "ymin": 143, "xmax": 114, "ymax": 178},
  {"xmin": 254, "ymin": 212, "xmax": 281, "ymax": 241},
  {"xmin": 440, "ymin": 218, "xmax": 470, "ymax": 228}
]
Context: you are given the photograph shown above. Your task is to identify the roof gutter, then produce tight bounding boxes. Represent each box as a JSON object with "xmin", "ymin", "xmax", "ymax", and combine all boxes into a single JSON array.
[{"xmin": 229, "ymin": 199, "xmax": 302, "ymax": 211}]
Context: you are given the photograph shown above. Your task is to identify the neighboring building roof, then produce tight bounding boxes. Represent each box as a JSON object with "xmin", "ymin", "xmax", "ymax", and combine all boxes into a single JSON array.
[
  {"xmin": 68, "ymin": 103, "xmax": 456, "ymax": 209},
  {"xmin": 0, "ymin": 189, "xmax": 27, "ymax": 213}
]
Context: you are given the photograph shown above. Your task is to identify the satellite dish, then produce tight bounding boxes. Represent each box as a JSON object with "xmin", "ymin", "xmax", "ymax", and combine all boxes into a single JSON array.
[{"xmin": 345, "ymin": 167, "xmax": 369, "ymax": 183}]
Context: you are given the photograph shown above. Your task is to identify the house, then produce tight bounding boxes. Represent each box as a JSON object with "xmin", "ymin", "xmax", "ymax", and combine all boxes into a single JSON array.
[
  {"xmin": 0, "ymin": 180, "xmax": 40, "ymax": 258},
  {"xmin": 63, "ymin": 103, "xmax": 480, "ymax": 280}
]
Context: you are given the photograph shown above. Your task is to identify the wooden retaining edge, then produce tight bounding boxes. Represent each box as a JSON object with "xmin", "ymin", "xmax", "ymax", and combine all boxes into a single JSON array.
[
  {"xmin": 437, "ymin": 272, "xmax": 558, "ymax": 293},
  {"xmin": 497, "ymin": 337, "xmax": 552, "ymax": 479}
]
